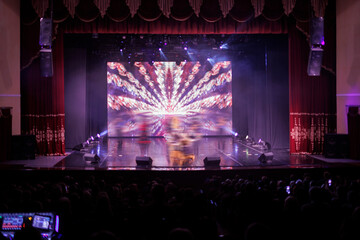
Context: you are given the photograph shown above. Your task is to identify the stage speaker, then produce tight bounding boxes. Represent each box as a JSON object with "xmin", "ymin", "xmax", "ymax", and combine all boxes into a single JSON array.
[
  {"xmin": 310, "ymin": 17, "xmax": 324, "ymax": 46},
  {"xmin": 40, "ymin": 49, "xmax": 53, "ymax": 77},
  {"xmin": 324, "ymin": 134, "xmax": 349, "ymax": 158},
  {"xmin": 39, "ymin": 18, "xmax": 52, "ymax": 47},
  {"xmin": 347, "ymin": 106, "xmax": 360, "ymax": 159},
  {"xmin": 258, "ymin": 152, "xmax": 273, "ymax": 163},
  {"xmin": 11, "ymin": 135, "xmax": 36, "ymax": 160},
  {"xmin": 0, "ymin": 107, "xmax": 12, "ymax": 161},
  {"xmin": 203, "ymin": 156, "xmax": 220, "ymax": 167},
  {"xmin": 136, "ymin": 156, "xmax": 153, "ymax": 166},
  {"xmin": 83, "ymin": 153, "xmax": 100, "ymax": 163},
  {"xmin": 307, "ymin": 47, "xmax": 323, "ymax": 76},
  {"xmin": 348, "ymin": 106, "xmax": 359, "ymax": 115}
]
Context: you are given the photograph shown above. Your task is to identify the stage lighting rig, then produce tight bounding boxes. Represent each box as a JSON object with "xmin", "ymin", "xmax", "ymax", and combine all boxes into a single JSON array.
[{"xmin": 94, "ymin": 133, "xmax": 101, "ymax": 141}]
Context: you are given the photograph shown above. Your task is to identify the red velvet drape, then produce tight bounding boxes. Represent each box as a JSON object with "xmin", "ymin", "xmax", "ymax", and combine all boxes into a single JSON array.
[
  {"xmin": 21, "ymin": 28, "xmax": 65, "ymax": 155},
  {"xmin": 288, "ymin": 1, "xmax": 336, "ymax": 154},
  {"xmin": 288, "ymin": 20, "xmax": 336, "ymax": 154},
  {"xmin": 20, "ymin": 0, "xmax": 336, "ymax": 155}
]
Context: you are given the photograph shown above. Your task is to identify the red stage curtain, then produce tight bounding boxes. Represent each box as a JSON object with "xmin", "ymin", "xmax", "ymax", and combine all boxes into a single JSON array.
[
  {"xmin": 289, "ymin": 17, "xmax": 336, "ymax": 154},
  {"xmin": 20, "ymin": 0, "xmax": 335, "ymax": 155},
  {"xmin": 21, "ymin": 29, "xmax": 65, "ymax": 156}
]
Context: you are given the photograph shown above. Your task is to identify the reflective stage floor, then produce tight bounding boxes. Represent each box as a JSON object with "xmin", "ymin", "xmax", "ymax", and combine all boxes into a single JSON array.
[{"xmin": 50, "ymin": 136, "xmax": 357, "ymax": 170}]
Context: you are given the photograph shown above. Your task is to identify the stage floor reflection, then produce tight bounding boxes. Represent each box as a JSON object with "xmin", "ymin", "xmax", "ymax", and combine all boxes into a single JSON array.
[{"xmin": 55, "ymin": 137, "xmax": 326, "ymax": 170}]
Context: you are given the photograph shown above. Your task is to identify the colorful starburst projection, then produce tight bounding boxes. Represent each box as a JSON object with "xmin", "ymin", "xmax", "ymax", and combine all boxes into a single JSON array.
[{"xmin": 107, "ymin": 61, "xmax": 232, "ymax": 137}]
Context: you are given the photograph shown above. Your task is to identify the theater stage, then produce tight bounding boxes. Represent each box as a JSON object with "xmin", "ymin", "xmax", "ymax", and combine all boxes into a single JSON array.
[
  {"xmin": 52, "ymin": 136, "xmax": 337, "ymax": 170},
  {"xmin": 1, "ymin": 136, "xmax": 360, "ymax": 171}
]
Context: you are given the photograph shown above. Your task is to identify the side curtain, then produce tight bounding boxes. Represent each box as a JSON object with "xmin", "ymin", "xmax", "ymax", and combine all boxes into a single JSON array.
[
  {"xmin": 20, "ymin": 26, "xmax": 65, "ymax": 155},
  {"xmin": 288, "ymin": 19, "xmax": 336, "ymax": 154}
]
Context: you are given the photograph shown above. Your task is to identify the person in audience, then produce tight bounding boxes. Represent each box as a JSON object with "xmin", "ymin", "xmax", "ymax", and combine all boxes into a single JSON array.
[{"xmin": 2, "ymin": 170, "xmax": 360, "ymax": 240}]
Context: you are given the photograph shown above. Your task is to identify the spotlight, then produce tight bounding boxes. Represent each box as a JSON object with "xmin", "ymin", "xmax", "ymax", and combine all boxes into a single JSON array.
[
  {"xmin": 229, "ymin": 130, "xmax": 238, "ymax": 137},
  {"xmin": 95, "ymin": 133, "xmax": 101, "ymax": 141},
  {"xmin": 219, "ymin": 43, "xmax": 229, "ymax": 49},
  {"xmin": 184, "ymin": 47, "xmax": 188, "ymax": 50},
  {"xmin": 159, "ymin": 48, "xmax": 162, "ymax": 51},
  {"xmin": 207, "ymin": 57, "xmax": 215, "ymax": 65}
]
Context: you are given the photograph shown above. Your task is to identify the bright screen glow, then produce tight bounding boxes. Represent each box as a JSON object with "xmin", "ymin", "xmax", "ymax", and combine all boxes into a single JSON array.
[{"xmin": 107, "ymin": 61, "xmax": 232, "ymax": 137}]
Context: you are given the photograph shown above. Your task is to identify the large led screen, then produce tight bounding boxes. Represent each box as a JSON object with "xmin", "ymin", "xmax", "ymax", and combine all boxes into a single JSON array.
[{"xmin": 107, "ymin": 61, "xmax": 232, "ymax": 137}]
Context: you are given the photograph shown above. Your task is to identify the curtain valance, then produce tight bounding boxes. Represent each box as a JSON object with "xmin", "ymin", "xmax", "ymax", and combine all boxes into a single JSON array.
[{"xmin": 23, "ymin": 0, "xmax": 328, "ymax": 24}]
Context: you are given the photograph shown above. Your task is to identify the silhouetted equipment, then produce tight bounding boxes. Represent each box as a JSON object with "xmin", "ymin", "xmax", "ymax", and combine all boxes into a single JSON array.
[
  {"xmin": 11, "ymin": 135, "xmax": 36, "ymax": 160},
  {"xmin": 347, "ymin": 106, "xmax": 360, "ymax": 159},
  {"xmin": 310, "ymin": 17, "xmax": 324, "ymax": 46},
  {"xmin": 72, "ymin": 143, "xmax": 83, "ymax": 151},
  {"xmin": 307, "ymin": 47, "xmax": 323, "ymax": 76},
  {"xmin": 136, "ymin": 156, "xmax": 153, "ymax": 166},
  {"xmin": 324, "ymin": 133, "xmax": 349, "ymax": 158},
  {"xmin": 0, "ymin": 107, "xmax": 12, "ymax": 161},
  {"xmin": 203, "ymin": 156, "xmax": 220, "ymax": 166},
  {"xmin": 83, "ymin": 153, "xmax": 100, "ymax": 163},
  {"xmin": 258, "ymin": 152, "xmax": 273, "ymax": 163},
  {"xmin": 307, "ymin": 17, "xmax": 324, "ymax": 76},
  {"xmin": 40, "ymin": 49, "xmax": 53, "ymax": 77},
  {"xmin": 39, "ymin": 18, "xmax": 53, "ymax": 47}
]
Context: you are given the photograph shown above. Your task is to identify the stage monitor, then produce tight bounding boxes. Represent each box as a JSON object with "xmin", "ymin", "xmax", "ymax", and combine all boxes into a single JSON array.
[
  {"xmin": 203, "ymin": 156, "xmax": 221, "ymax": 167},
  {"xmin": 107, "ymin": 61, "xmax": 232, "ymax": 137}
]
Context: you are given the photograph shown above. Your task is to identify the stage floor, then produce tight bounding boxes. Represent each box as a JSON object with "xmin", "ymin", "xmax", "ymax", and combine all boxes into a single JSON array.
[
  {"xmin": 51, "ymin": 136, "xmax": 339, "ymax": 170},
  {"xmin": 2, "ymin": 137, "xmax": 359, "ymax": 171}
]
